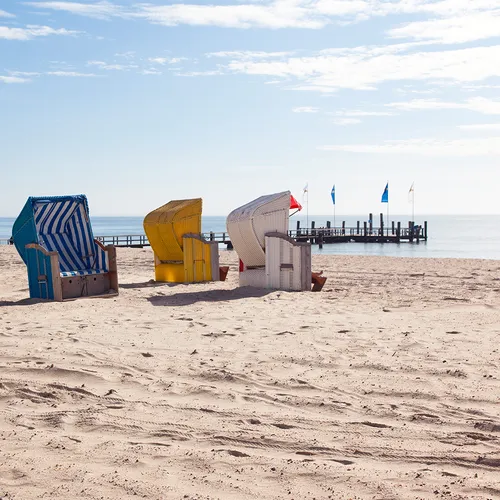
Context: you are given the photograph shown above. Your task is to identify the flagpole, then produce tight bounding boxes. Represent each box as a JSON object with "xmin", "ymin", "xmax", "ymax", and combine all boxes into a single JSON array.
[
  {"xmin": 387, "ymin": 180, "xmax": 389, "ymax": 237},
  {"xmin": 412, "ymin": 182, "xmax": 415, "ymax": 223},
  {"xmin": 306, "ymin": 188, "xmax": 309, "ymax": 230}
]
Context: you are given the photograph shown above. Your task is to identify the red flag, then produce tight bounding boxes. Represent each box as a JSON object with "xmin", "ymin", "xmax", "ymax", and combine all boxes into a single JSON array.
[{"xmin": 290, "ymin": 195, "xmax": 302, "ymax": 211}]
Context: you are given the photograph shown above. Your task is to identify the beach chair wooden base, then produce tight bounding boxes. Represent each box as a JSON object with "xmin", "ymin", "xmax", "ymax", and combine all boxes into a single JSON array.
[
  {"xmin": 219, "ymin": 266, "xmax": 229, "ymax": 281},
  {"xmin": 311, "ymin": 272, "xmax": 327, "ymax": 292}
]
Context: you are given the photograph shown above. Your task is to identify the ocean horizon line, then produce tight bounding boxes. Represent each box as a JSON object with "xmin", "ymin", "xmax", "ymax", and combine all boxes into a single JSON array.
[{"xmin": 1, "ymin": 213, "xmax": 500, "ymax": 218}]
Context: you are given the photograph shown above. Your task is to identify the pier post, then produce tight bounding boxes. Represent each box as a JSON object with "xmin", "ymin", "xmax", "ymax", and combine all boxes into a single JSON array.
[
  {"xmin": 342, "ymin": 221, "xmax": 345, "ymax": 236},
  {"xmin": 409, "ymin": 221, "xmax": 414, "ymax": 243},
  {"xmin": 380, "ymin": 213, "xmax": 384, "ymax": 237},
  {"xmin": 296, "ymin": 220, "xmax": 301, "ymax": 237},
  {"xmin": 396, "ymin": 222, "xmax": 401, "ymax": 242},
  {"xmin": 363, "ymin": 221, "xmax": 368, "ymax": 238},
  {"xmin": 210, "ymin": 231, "xmax": 214, "ymax": 241},
  {"xmin": 357, "ymin": 221, "xmax": 360, "ymax": 235},
  {"xmin": 424, "ymin": 221, "xmax": 428, "ymax": 241},
  {"xmin": 369, "ymin": 213, "xmax": 373, "ymax": 235},
  {"xmin": 416, "ymin": 225, "xmax": 421, "ymax": 243},
  {"xmin": 311, "ymin": 221, "xmax": 316, "ymax": 241},
  {"xmin": 392, "ymin": 221, "xmax": 395, "ymax": 236},
  {"xmin": 318, "ymin": 232, "xmax": 324, "ymax": 249},
  {"xmin": 326, "ymin": 221, "xmax": 331, "ymax": 229}
]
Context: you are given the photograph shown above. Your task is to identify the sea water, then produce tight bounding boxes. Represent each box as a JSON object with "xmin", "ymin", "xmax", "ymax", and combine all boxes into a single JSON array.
[{"xmin": 1, "ymin": 215, "xmax": 499, "ymax": 260}]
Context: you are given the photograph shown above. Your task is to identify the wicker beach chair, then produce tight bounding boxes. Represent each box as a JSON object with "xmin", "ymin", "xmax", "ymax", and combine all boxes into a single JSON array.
[
  {"xmin": 12, "ymin": 195, "xmax": 118, "ymax": 301},
  {"xmin": 143, "ymin": 198, "xmax": 222, "ymax": 283},
  {"xmin": 227, "ymin": 191, "xmax": 318, "ymax": 291}
]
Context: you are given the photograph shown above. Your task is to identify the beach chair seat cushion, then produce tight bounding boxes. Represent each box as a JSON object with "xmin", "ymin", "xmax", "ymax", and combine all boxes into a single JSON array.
[{"xmin": 60, "ymin": 269, "xmax": 107, "ymax": 277}]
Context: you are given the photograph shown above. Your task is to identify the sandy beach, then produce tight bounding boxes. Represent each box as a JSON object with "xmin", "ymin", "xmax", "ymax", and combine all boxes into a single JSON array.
[{"xmin": 0, "ymin": 246, "xmax": 499, "ymax": 499}]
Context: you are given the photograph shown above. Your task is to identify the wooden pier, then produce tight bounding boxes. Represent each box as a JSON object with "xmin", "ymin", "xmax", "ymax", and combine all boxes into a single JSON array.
[
  {"xmin": 89, "ymin": 213, "xmax": 427, "ymax": 249},
  {"xmin": 0, "ymin": 214, "xmax": 428, "ymax": 248}
]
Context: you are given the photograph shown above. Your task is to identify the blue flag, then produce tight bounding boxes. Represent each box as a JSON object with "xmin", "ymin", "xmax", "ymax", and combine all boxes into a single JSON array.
[
  {"xmin": 381, "ymin": 183, "xmax": 389, "ymax": 203},
  {"xmin": 331, "ymin": 184, "xmax": 335, "ymax": 205}
]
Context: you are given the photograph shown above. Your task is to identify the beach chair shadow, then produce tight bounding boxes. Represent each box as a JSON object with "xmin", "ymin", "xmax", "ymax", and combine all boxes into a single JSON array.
[
  {"xmin": 147, "ymin": 286, "xmax": 273, "ymax": 307},
  {"xmin": 119, "ymin": 281, "xmax": 174, "ymax": 290},
  {"xmin": 0, "ymin": 298, "xmax": 48, "ymax": 307}
]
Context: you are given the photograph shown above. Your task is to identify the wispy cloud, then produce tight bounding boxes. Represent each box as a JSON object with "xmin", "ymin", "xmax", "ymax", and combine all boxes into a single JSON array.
[
  {"xmin": 87, "ymin": 60, "xmax": 136, "ymax": 71},
  {"xmin": 388, "ymin": 9, "xmax": 500, "ymax": 45},
  {"xmin": 47, "ymin": 71, "xmax": 98, "ymax": 77},
  {"xmin": 292, "ymin": 106, "xmax": 319, "ymax": 113},
  {"xmin": 148, "ymin": 56, "xmax": 187, "ymax": 65},
  {"xmin": 207, "ymin": 51, "xmax": 294, "ymax": 59},
  {"xmin": 458, "ymin": 124, "xmax": 500, "ymax": 131},
  {"xmin": 134, "ymin": 2, "xmax": 338, "ymax": 29},
  {"xmin": 319, "ymin": 137, "xmax": 500, "ymax": 156},
  {"xmin": 8, "ymin": 71, "xmax": 41, "ymax": 77},
  {"xmin": 31, "ymin": 0, "xmax": 497, "ymax": 30},
  {"xmin": 141, "ymin": 69, "xmax": 162, "ymax": 75},
  {"xmin": 0, "ymin": 9, "xmax": 15, "ymax": 18},
  {"xmin": 332, "ymin": 118, "xmax": 361, "ymax": 125},
  {"xmin": 222, "ymin": 44, "xmax": 500, "ymax": 93},
  {"xmin": 175, "ymin": 70, "xmax": 224, "ymax": 77},
  {"xmin": 0, "ymin": 25, "xmax": 79, "ymax": 40},
  {"xmin": 23, "ymin": 0, "xmax": 500, "ymax": 36},
  {"xmin": 387, "ymin": 97, "xmax": 500, "ymax": 115},
  {"xmin": 334, "ymin": 110, "xmax": 395, "ymax": 117},
  {"xmin": 25, "ymin": 1, "xmax": 122, "ymax": 20},
  {"xmin": 115, "ymin": 51, "xmax": 136, "ymax": 59},
  {"xmin": 0, "ymin": 75, "xmax": 30, "ymax": 83}
]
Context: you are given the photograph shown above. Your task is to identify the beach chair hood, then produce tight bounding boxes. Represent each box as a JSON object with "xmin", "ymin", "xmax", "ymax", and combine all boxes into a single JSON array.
[
  {"xmin": 143, "ymin": 198, "xmax": 202, "ymax": 262},
  {"xmin": 12, "ymin": 195, "xmax": 106, "ymax": 272},
  {"xmin": 226, "ymin": 191, "xmax": 290, "ymax": 268}
]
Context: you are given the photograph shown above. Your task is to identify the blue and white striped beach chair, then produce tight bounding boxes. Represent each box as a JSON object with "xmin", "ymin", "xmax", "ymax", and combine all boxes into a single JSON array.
[{"xmin": 12, "ymin": 195, "xmax": 118, "ymax": 301}]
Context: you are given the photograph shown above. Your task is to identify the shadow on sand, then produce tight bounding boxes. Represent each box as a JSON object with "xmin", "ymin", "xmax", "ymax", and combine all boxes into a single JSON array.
[
  {"xmin": 119, "ymin": 281, "xmax": 174, "ymax": 290},
  {"xmin": 0, "ymin": 298, "xmax": 48, "ymax": 307},
  {"xmin": 147, "ymin": 287, "xmax": 274, "ymax": 307}
]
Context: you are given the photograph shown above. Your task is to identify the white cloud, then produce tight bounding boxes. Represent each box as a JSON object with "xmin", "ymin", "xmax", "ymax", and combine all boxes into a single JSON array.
[
  {"xmin": 47, "ymin": 71, "xmax": 98, "ymax": 77},
  {"xmin": 175, "ymin": 70, "xmax": 223, "ymax": 77},
  {"xmin": 207, "ymin": 51, "xmax": 293, "ymax": 59},
  {"xmin": 387, "ymin": 97, "xmax": 500, "ymax": 115},
  {"xmin": 319, "ymin": 137, "xmax": 500, "ymax": 156},
  {"xmin": 8, "ymin": 71, "xmax": 41, "ymax": 77},
  {"xmin": 0, "ymin": 25, "xmax": 78, "ymax": 40},
  {"xmin": 135, "ymin": 3, "xmax": 334, "ymax": 29},
  {"xmin": 141, "ymin": 69, "xmax": 162, "ymax": 75},
  {"xmin": 388, "ymin": 9, "xmax": 500, "ymax": 44},
  {"xmin": 25, "ymin": 1, "xmax": 122, "ymax": 19},
  {"xmin": 115, "ymin": 51, "xmax": 136, "ymax": 59},
  {"xmin": 0, "ymin": 75, "xmax": 30, "ymax": 83},
  {"xmin": 87, "ymin": 60, "xmax": 135, "ymax": 71},
  {"xmin": 292, "ymin": 106, "xmax": 319, "ymax": 113},
  {"xmin": 24, "ymin": 0, "xmax": 500, "ymax": 35},
  {"xmin": 458, "ymin": 124, "xmax": 500, "ymax": 131},
  {"xmin": 148, "ymin": 57, "xmax": 187, "ymax": 65},
  {"xmin": 332, "ymin": 118, "xmax": 361, "ymax": 125},
  {"xmin": 0, "ymin": 9, "xmax": 15, "ymax": 18},
  {"xmin": 223, "ymin": 44, "xmax": 500, "ymax": 92},
  {"xmin": 334, "ymin": 110, "xmax": 395, "ymax": 117}
]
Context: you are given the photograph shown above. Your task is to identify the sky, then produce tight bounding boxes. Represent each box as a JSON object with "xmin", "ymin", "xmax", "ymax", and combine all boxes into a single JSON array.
[{"xmin": 1, "ymin": 0, "xmax": 500, "ymax": 216}]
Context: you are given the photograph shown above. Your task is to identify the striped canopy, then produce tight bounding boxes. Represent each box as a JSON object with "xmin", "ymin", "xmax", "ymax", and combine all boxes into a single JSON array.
[{"xmin": 13, "ymin": 195, "xmax": 107, "ymax": 273}]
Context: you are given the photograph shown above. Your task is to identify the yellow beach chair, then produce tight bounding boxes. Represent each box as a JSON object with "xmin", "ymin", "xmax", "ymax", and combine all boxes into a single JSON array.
[{"xmin": 143, "ymin": 198, "xmax": 220, "ymax": 283}]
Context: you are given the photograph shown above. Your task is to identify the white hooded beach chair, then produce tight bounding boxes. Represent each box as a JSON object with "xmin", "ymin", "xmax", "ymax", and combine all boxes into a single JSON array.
[{"xmin": 226, "ymin": 191, "xmax": 312, "ymax": 291}]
